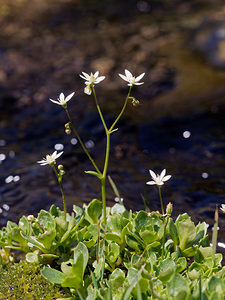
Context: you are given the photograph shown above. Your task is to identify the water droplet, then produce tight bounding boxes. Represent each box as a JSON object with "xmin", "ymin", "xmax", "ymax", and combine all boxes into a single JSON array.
[
  {"xmin": 3, "ymin": 204, "xmax": 10, "ymax": 211},
  {"xmin": 137, "ymin": 1, "xmax": 150, "ymax": 12},
  {"xmin": 0, "ymin": 139, "xmax": 6, "ymax": 146},
  {"xmin": 14, "ymin": 175, "xmax": 20, "ymax": 182},
  {"xmin": 9, "ymin": 150, "xmax": 15, "ymax": 158},
  {"xmin": 0, "ymin": 153, "xmax": 6, "ymax": 161},
  {"xmin": 202, "ymin": 172, "xmax": 209, "ymax": 179},
  {"xmin": 218, "ymin": 242, "xmax": 225, "ymax": 249},
  {"xmin": 5, "ymin": 175, "xmax": 14, "ymax": 184},
  {"xmin": 54, "ymin": 143, "xmax": 64, "ymax": 151},
  {"xmin": 71, "ymin": 138, "xmax": 78, "ymax": 145},
  {"xmin": 85, "ymin": 140, "xmax": 95, "ymax": 149},
  {"xmin": 183, "ymin": 131, "xmax": 191, "ymax": 138}
]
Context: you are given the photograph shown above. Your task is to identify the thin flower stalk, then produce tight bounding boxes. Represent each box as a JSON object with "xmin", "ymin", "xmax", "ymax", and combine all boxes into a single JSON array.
[
  {"xmin": 52, "ymin": 165, "xmax": 67, "ymax": 221},
  {"xmin": 109, "ymin": 86, "xmax": 132, "ymax": 132}
]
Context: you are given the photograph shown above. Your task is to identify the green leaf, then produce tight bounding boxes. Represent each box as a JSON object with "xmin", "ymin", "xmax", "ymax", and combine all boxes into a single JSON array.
[
  {"xmin": 85, "ymin": 170, "xmax": 102, "ymax": 179},
  {"xmin": 19, "ymin": 216, "xmax": 31, "ymax": 235},
  {"xmin": 38, "ymin": 210, "xmax": 55, "ymax": 231},
  {"xmin": 167, "ymin": 273, "xmax": 190, "ymax": 298},
  {"xmin": 139, "ymin": 230, "xmax": 158, "ymax": 244},
  {"xmin": 73, "ymin": 242, "xmax": 89, "ymax": 278},
  {"xmin": 175, "ymin": 257, "xmax": 187, "ymax": 273},
  {"xmin": 38, "ymin": 229, "xmax": 56, "ymax": 250},
  {"xmin": 124, "ymin": 266, "xmax": 148, "ymax": 299},
  {"xmin": 159, "ymin": 258, "xmax": 176, "ymax": 283},
  {"xmin": 107, "ymin": 242, "xmax": 120, "ymax": 263},
  {"xmin": 208, "ymin": 277, "xmax": 225, "ymax": 294},
  {"xmin": 111, "ymin": 204, "xmax": 125, "ymax": 214},
  {"xmin": 26, "ymin": 250, "xmax": 40, "ymax": 264},
  {"xmin": 135, "ymin": 211, "xmax": 151, "ymax": 232},
  {"xmin": 42, "ymin": 266, "xmax": 66, "ymax": 284},
  {"xmin": 105, "ymin": 232, "xmax": 121, "ymax": 244},
  {"xmin": 20, "ymin": 231, "xmax": 46, "ymax": 252},
  {"xmin": 86, "ymin": 199, "xmax": 102, "ymax": 224},
  {"xmin": 109, "ymin": 268, "xmax": 125, "ymax": 292},
  {"xmin": 125, "ymin": 234, "xmax": 142, "ymax": 251},
  {"xmin": 176, "ymin": 218, "xmax": 196, "ymax": 250}
]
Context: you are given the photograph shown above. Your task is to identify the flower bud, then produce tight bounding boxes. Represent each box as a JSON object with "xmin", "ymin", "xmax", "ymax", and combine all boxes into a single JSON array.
[
  {"xmin": 132, "ymin": 98, "xmax": 140, "ymax": 107},
  {"xmin": 166, "ymin": 202, "xmax": 173, "ymax": 216},
  {"xmin": 65, "ymin": 122, "xmax": 70, "ymax": 128},
  {"xmin": 65, "ymin": 128, "xmax": 71, "ymax": 135},
  {"xmin": 60, "ymin": 170, "xmax": 65, "ymax": 176},
  {"xmin": 58, "ymin": 164, "xmax": 64, "ymax": 170},
  {"xmin": 27, "ymin": 215, "xmax": 35, "ymax": 221}
]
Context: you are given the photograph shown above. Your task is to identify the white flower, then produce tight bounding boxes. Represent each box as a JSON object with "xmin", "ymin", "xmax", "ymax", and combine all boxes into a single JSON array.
[
  {"xmin": 49, "ymin": 92, "xmax": 75, "ymax": 107},
  {"xmin": 79, "ymin": 71, "xmax": 105, "ymax": 86},
  {"xmin": 220, "ymin": 204, "xmax": 225, "ymax": 213},
  {"xmin": 84, "ymin": 84, "xmax": 92, "ymax": 95},
  {"xmin": 37, "ymin": 151, "xmax": 63, "ymax": 166},
  {"xmin": 146, "ymin": 169, "xmax": 171, "ymax": 186},
  {"xmin": 119, "ymin": 69, "xmax": 145, "ymax": 86}
]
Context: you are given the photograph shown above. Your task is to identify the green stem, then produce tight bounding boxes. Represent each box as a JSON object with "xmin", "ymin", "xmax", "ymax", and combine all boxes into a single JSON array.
[
  {"xmin": 92, "ymin": 86, "xmax": 108, "ymax": 132},
  {"xmin": 101, "ymin": 132, "xmax": 111, "ymax": 224},
  {"xmin": 92, "ymin": 86, "xmax": 111, "ymax": 224},
  {"xmin": 158, "ymin": 186, "xmax": 166, "ymax": 258},
  {"xmin": 65, "ymin": 108, "xmax": 101, "ymax": 175},
  {"xmin": 109, "ymin": 86, "xmax": 132, "ymax": 132},
  {"xmin": 52, "ymin": 165, "xmax": 67, "ymax": 221},
  {"xmin": 158, "ymin": 186, "xmax": 165, "ymax": 215},
  {"xmin": 212, "ymin": 205, "xmax": 218, "ymax": 256}
]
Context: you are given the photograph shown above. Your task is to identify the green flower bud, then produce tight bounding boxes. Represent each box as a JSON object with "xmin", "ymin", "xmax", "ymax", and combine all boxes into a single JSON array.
[
  {"xmin": 166, "ymin": 202, "xmax": 173, "ymax": 216},
  {"xmin": 65, "ymin": 128, "xmax": 71, "ymax": 135},
  {"xmin": 58, "ymin": 164, "xmax": 64, "ymax": 170}
]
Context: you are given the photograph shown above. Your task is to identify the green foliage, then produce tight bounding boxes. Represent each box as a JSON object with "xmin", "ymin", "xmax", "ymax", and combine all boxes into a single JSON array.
[
  {"xmin": 1, "ymin": 200, "xmax": 225, "ymax": 299},
  {"xmin": 0, "ymin": 260, "xmax": 69, "ymax": 299}
]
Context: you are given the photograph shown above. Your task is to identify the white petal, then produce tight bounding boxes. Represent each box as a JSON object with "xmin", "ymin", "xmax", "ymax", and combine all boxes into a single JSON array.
[
  {"xmin": 65, "ymin": 92, "xmax": 75, "ymax": 102},
  {"xmin": 149, "ymin": 170, "xmax": 157, "ymax": 180},
  {"xmin": 56, "ymin": 151, "xmax": 63, "ymax": 159},
  {"xmin": 119, "ymin": 74, "xmax": 129, "ymax": 81},
  {"xmin": 135, "ymin": 73, "xmax": 145, "ymax": 81},
  {"xmin": 134, "ymin": 82, "xmax": 144, "ymax": 85},
  {"xmin": 125, "ymin": 69, "xmax": 132, "ymax": 78},
  {"xmin": 160, "ymin": 169, "xmax": 166, "ymax": 180},
  {"xmin": 81, "ymin": 72, "xmax": 90, "ymax": 78},
  {"xmin": 94, "ymin": 71, "xmax": 99, "ymax": 78},
  {"xmin": 59, "ymin": 93, "xmax": 65, "ymax": 102},
  {"xmin": 49, "ymin": 99, "xmax": 60, "ymax": 105},
  {"xmin": 162, "ymin": 175, "xmax": 171, "ymax": 182},
  {"xmin": 146, "ymin": 181, "xmax": 156, "ymax": 185},
  {"xmin": 79, "ymin": 74, "xmax": 87, "ymax": 80},
  {"xmin": 95, "ymin": 76, "xmax": 105, "ymax": 83}
]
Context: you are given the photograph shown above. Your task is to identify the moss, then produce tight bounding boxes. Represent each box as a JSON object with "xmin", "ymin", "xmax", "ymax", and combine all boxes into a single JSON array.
[{"xmin": 0, "ymin": 260, "xmax": 69, "ymax": 299}]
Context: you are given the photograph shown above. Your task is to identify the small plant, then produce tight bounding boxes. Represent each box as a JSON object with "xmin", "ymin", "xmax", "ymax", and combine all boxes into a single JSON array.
[{"xmin": 45, "ymin": 69, "xmax": 145, "ymax": 226}]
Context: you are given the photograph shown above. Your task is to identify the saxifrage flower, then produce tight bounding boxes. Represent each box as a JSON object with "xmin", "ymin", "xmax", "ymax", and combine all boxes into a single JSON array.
[
  {"xmin": 37, "ymin": 151, "xmax": 63, "ymax": 166},
  {"xmin": 146, "ymin": 169, "xmax": 171, "ymax": 186},
  {"xmin": 79, "ymin": 71, "xmax": 105, "ymax": 86},
  {"xmin": 119, "ymin": 69, "xmax": 145, "ymax": 86},
  {"xmin": 50, "ymin": 92, "xmax": 75, "ymax": 107}
]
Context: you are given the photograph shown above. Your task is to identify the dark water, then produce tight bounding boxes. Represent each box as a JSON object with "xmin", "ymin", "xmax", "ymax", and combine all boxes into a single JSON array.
[{"xmin": 0, "ymin": 0, "xmax": 225, "ymax": 250}]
